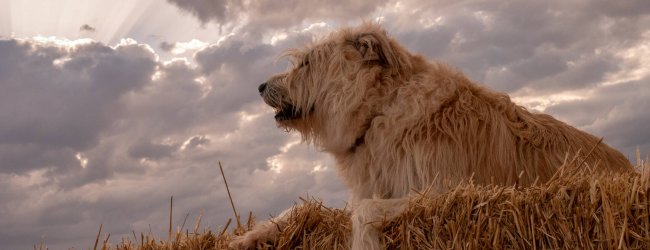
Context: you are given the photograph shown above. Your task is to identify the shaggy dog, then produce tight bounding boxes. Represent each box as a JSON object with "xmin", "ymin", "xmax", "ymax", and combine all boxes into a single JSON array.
[{"xmin": 231, "ymin": 23, "xmax": 633, "ymax": 249}]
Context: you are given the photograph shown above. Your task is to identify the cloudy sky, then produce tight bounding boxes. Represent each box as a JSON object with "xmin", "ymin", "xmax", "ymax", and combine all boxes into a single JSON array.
[{"xmin": 0, "ymin": 0, "xmax": 649, "ymax": 249}]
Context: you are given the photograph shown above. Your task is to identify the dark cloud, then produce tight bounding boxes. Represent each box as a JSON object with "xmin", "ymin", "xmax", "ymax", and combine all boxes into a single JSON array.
[
  {"xmin": 159, "ymin": 41, "xmax": 175, "ymax": 52},
  {"xmin": 546, "ymin": 77, "xmax": 650, "ymax": 158},
  {"xmin": 128, "ymin": 139, "xmax": 179, "ymax": 160},
  {"xmin": 381, "ymin": 0, "xmax": 650, "ymax": 94},
  {"xmin": 166, "ymin": 0, "xmax": 239, "ymax": 24},
  {"xmin": 0, "ymin": 144, "xmax": 80, "ymax": 174},
  {"xmin": 0, "ymin": 39, "xmax": 156, "ymax": 174},
  {"xmin": 195, "ymin": 40, "xmax": 275, "ymax": 75},
  {"xmin": 79, "ymin": 24, "xmax": 96, "ymax": 32}
]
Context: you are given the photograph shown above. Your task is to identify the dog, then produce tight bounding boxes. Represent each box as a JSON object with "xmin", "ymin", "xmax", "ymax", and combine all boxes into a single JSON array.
[{"xmin": 230, "ymin": 23, "xmax": 633, "ymax": 249}]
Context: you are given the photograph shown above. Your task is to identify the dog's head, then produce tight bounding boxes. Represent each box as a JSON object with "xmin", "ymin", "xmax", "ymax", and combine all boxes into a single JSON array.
[{"xmin": 259, "ymin": 23, "xmax": 413, "ymax": 153}]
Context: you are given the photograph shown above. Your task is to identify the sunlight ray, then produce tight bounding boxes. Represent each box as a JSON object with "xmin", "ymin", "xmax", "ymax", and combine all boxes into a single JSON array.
[{"xmin": 6, "ymin": 0, "xmax": 155, "ymax": 44}]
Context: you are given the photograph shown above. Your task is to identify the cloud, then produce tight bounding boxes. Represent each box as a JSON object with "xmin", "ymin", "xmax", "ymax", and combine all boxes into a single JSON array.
[
  {"xmin": 545, "ymin": 76, "xmax": 650, "ymax": 158},
  {"xmin": 182, "ymin": 135, "xmax": 210, "ymax": 149},
  {"xmin": 165, "ymin": 0, "xmax": 386, "ymax": 37},
  {"xmin": 0, "ymin": 38, "xmax": 156, "ymax": 174},
  {"xmin": 79, "ymin": 24, "xmax": 96, "ymax": 32},
  {"xmin": 159, "ymin": 41, "xmax": 175, "ymax": 52},
  {"xmin": 159, "ymin": 39, "xmax": 209, "ymax": 55},
  {"xmin": 165, "ymin": 0, "xmax": 239, "ymax": 24},
  {"xmin": 377, "ymin": 1, "xmax": 650, "ymax": 94},
  {"xmin": 127, "ymin": 138, "xmax": 180, "ymax": 160}
]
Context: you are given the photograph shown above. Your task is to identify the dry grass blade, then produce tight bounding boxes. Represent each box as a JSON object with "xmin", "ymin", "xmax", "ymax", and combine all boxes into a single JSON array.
[
  {"xmin": 93, "ymin": 224, "xmax": 102, "ymax": 250},
  {"xmin": 194, "ymin": 210, "xmax": 203, "ymax": 234},
  {"xmin": 168, "ymin": 196, "xmax": 173, "ymax": 242},
  {"xmin": 220, "ymin": 161, "xmax": 241, "ymax": 229},
  {"xmin": 219, "ymin": 218, "xmax": 232, "ymax": 237}
]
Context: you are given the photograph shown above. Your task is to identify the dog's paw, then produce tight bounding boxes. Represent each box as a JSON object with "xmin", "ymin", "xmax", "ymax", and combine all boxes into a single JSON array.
[
  {"xmin": 228, "ymin": 234, "xmax": 258, "ymax": 250},
  {"xmin": 228, "ymin": 221, "xmax": 280, "ymax": 249}
]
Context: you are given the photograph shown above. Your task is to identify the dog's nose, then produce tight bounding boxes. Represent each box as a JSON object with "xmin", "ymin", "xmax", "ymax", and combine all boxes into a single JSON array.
[{"xmin": 258, "ymin": 83, "xmax": 267, "ymax": 93}]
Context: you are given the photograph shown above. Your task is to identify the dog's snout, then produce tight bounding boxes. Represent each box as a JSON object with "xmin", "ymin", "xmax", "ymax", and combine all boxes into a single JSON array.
[{"xmin": 258, "ymin": 83, "xmax": 267, "ymax": 94}]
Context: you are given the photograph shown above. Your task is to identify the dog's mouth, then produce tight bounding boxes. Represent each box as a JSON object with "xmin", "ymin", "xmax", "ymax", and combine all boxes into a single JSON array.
[
  {"xmin": 258, "ymin": 83, "xmax": 305, "ymax": 122},
  {"xmin": 274, "ymin": 105, "xmax": 301, "ymax": 122}
]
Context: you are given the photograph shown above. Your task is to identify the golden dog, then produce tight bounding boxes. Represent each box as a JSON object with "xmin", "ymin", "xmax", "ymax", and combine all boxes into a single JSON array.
[{"xmin": 231, "ymin": 23, "xmax": 633, "ymax": 249}]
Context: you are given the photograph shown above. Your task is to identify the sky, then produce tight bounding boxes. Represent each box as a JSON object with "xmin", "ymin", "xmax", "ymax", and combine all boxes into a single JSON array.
[{"xmin": 0, "ymin": 0, "xmax": 649, "ymax": 249}]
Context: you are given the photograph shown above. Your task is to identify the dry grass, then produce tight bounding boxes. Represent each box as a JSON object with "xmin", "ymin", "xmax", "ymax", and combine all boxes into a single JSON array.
[
  {"xmin": 87, "ymin": 152, "xmax": 650, "ymax": 250},
  {"xmin": 382, "ymin": 165, "xmax": 650, "ymax": 249}
]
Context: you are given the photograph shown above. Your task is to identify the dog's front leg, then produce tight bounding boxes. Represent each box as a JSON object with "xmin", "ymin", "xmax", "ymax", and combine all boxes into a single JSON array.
[
  {"xmin": 229, "ymin": 207, "xmax": 292, "ymax": 249},
  {"xmin": 350, "ymin": 197, "xmax": 410, "ymax": 250}
]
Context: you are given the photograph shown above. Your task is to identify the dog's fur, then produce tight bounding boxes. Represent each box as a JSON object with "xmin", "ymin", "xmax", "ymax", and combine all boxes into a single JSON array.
[{"xmin": 230, "ymin": 23, "xmax": 633, "ymax": 249}]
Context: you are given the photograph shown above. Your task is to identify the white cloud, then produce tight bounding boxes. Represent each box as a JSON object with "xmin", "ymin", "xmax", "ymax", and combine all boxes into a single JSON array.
[{"xmin": 160, "ymin": 39, "xmax": 210, "ymax": 55}]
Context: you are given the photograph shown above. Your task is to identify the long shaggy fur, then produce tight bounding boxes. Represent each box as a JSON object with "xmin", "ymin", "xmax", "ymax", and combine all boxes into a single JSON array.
[{"xmin": 230, "ymin": 23, "xmax": 633, "ymax": 249}]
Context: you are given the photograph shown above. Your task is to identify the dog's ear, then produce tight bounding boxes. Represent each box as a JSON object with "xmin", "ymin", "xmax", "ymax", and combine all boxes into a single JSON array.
[{"xmin": 354, "ymin": 32, "xmax": 396, "ymax": 67}]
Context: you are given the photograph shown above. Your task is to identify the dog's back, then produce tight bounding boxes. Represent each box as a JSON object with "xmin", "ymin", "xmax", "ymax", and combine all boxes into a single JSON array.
[{"xmin": 432, "ymin": 76, "xmax": 633, "ymax": 187}]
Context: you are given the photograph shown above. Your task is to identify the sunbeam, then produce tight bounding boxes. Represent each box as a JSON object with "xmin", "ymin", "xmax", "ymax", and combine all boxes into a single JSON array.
[{"xmin": 3, "ymin": 0, "xmax": 156, "ymax": 43}]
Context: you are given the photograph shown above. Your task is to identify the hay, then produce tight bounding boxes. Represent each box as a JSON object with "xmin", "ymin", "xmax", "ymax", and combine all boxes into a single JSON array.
[
  {"xmin": 269, "ymin": 164, "xmax": 650, "ymax": 249},
  {"xmin": 105, "ymin": 160, "xmax": 649, "ymax": 249},
  {"xmin": 382, "ymin": 169, "xmax": 650, "ymax": 249}
]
